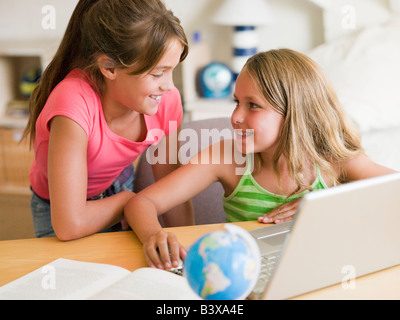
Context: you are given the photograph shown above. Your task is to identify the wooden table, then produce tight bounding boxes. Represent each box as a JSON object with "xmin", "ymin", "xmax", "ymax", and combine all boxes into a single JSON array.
[{"xmin": 1, "ymin": 221, "xmax": 399, "ymax": 299}]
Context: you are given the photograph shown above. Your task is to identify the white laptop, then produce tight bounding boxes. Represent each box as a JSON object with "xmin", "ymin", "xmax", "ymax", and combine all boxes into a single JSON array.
[{"xmin": 248, "ymin": 172, "xmax": 400, "ymax": 300}]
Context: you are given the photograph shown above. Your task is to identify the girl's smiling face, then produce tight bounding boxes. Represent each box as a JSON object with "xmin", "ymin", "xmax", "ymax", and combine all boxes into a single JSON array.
[
  {"xmin": 231, "ymin": 70, "xmax": 284, "ymax": 155},
  {"xmin": 104, "ymin": 38, "xmax": 183, "ymax": 116}
]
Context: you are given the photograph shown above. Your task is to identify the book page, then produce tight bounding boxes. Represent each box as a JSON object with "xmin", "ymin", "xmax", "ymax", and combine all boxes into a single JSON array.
[
  {"xmin": 90, "ymin": 267, "xmax": 201, "ymax": 300},
  {"xmin": 0, "ymin": 258, "xmax": 130, "ymax": 300}
]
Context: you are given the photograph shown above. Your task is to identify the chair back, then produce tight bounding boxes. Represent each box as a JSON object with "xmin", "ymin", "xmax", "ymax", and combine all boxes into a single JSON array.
[{"xmin": 134, "ymin": 117, "xmax": 233, "ymax": 225}]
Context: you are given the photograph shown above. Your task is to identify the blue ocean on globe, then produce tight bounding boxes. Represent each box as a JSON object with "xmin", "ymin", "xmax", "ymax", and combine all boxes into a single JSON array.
[{"xmin": 184, "ymin": 225, "xmax": 260, "ymax": 300}]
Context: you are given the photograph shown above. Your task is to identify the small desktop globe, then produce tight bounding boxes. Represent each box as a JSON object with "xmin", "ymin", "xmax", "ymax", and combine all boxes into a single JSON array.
[{"xmin": 184, "ymin": 224, "xmax": 260, "ymax": 300}]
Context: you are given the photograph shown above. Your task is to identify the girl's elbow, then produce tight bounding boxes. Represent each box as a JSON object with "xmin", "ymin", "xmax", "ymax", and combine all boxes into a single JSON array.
[
  {"xmin": 55, "ymin": 229, "xmax": 80, "ymax": 241},
  {"xmin": 52, "ymin": 215, "xmax": 85, "ymax": 241}
]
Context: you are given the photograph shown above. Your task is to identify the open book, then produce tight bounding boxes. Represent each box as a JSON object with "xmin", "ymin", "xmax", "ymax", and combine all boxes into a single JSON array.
[{"xmin": 0, "ymin": 258, "xmax": 200, "ymax": 300}]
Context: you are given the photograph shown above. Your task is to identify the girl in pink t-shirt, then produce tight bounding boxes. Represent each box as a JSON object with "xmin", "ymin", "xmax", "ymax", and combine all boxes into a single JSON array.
[{"xmin": 22, "ymin": 0, "xmax": 193, "ymax": 240}]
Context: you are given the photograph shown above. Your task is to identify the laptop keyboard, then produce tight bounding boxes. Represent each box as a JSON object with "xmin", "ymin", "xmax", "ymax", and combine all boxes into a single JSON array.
[{"xmin": 248, "ymin": 251, "xmax": 281, "ymax": 299}]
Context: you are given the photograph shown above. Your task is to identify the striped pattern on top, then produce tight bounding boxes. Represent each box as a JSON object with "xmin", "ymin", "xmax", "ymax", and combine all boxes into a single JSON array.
[{"xmin": 223, "ymin": 163, "xmax": 328, "ymax": 222}]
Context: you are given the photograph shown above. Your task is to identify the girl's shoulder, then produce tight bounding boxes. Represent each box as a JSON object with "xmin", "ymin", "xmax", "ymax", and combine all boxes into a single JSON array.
[
  {"xmin": 48, "ymin": 69, "xmax": 98, "ymax": 105},
  {"xmin": 41, "ymin": 69, "xmax": 101, "ymax": 135},
  {"xmin": 334, "ymin": 153, "xmax": 396, "ymax": 182},
  {"xmin": 190, "ymin": 139, "xmax": 247, "ymax": 191}
]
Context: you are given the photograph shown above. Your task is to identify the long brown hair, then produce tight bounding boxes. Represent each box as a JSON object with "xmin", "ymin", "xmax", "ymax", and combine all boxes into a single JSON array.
[
  {"xmin": 243, "ymin": 49, "xmax": 363, "ymax": 193},
  {"xmin": 23, "ymin": 0, "xmax": 188, "ymax": 146}
]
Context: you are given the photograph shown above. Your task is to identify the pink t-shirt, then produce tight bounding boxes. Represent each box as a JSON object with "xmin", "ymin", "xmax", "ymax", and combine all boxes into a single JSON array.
[{"xmin": 30, "ymin": 69, "xmax": 183, "ymax": 199}]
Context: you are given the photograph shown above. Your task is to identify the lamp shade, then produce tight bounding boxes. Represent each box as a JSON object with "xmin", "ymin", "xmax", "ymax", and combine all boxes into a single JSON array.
[{"xmin": 212, "ymin": 0, "xmax": 274, "ymax": 26}]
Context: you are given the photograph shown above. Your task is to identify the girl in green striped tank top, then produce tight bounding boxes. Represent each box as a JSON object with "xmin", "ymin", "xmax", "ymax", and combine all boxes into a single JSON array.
[
  {"xmin": 124, "ymin": 49, "xmax": 395, "ymax": 270},
  {"xmin": 223, "ymin": 155, "xmax": 328, "ymax": 223}
]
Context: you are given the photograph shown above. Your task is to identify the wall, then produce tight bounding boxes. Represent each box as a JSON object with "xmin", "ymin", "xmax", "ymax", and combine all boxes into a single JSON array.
[
  {"xmin": 165, "ymin": 0, "xmax": 324, "ymax": 60},
  {"xmin": 1, "ymin": 0, "xmax": 395, "ymax": 60},
  {"xmin": 0, "ymin": 0, "xmax": 323, "ymax": 64},
  {"xmin": 0, "ymin": 0, "xmax": 393, "ymax": 108},
  {"xmin": 0, "ymin": 0, "xmax": 78, "ymax": 41}
]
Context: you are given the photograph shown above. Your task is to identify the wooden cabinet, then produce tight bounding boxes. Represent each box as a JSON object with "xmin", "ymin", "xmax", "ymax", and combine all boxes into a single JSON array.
[
  {"xmin": 0, "ymin": 127, "xmax": 35, "ymax": 240},
  {"xmin": 0, "ymin": 127, "xmax": 33, "ymax": 187}
]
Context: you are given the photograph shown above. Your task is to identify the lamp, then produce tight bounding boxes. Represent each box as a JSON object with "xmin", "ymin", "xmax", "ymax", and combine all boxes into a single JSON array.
[{"xmin": 212, "ymin": 0, "xmax": 274, "ymax": 78}]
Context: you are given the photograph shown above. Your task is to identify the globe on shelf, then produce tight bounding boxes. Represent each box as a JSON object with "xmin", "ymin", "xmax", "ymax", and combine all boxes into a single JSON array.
[
  {"xmin": 197, "ymin": 62, "xmax": 233, "ymax": 98},
  {"xmin": 184, "ymin": 224, "xmax": 260, "ymax": 300}
]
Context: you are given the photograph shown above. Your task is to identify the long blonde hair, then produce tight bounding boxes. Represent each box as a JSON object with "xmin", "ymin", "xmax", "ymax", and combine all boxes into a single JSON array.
[
  {"xmin": 243, "ymin": 49, "xmax": 363, "ymax": 193},
  {"xmin": 23, "ymin": 0, "xmax": 188, "ymax": 146}
]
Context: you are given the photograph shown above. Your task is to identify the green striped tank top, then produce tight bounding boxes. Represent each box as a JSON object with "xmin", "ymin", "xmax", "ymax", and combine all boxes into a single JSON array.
[{"xmin": 223, "ymin": 159, "xmax": 328, "ymax": 222}]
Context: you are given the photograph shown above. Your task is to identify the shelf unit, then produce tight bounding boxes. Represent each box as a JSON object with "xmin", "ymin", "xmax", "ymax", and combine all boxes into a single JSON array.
[
  {"xmin": 0, "ymin": 39, "xmax": 58, "ymax": 128},
  {"xmin": 0, "ymin": 39, "xmax": 58, "ymax": 188},
  {"xmin": 184, "ymin": 98, "xmax": 236, "ymax": 121}
]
